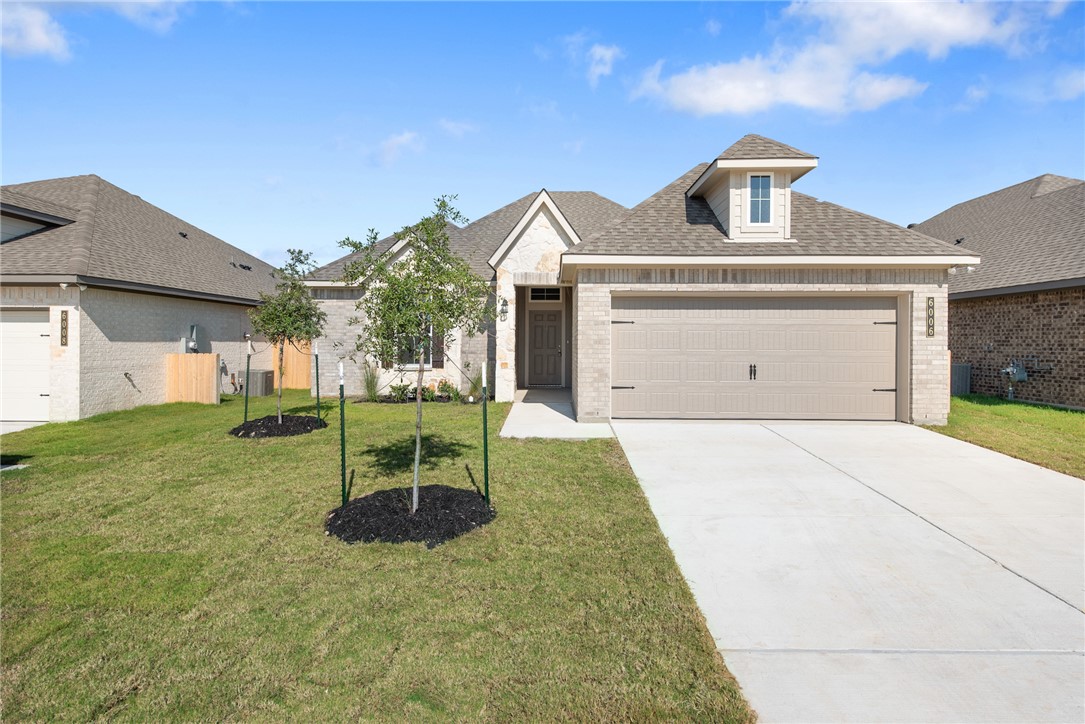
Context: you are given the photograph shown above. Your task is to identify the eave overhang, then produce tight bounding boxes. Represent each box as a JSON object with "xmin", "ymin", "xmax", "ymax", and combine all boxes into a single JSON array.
[{"xmin": 688, "ymin": 157, "xmax": 819, "ymax": 197}]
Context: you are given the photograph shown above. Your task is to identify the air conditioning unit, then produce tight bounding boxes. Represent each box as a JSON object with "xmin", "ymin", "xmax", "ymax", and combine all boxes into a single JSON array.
[{"xmin": 246, "ymin": 370, "xmax": 274, "ymax": 396}]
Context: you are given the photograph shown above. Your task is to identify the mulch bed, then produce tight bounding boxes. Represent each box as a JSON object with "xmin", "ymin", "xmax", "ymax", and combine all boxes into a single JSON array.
[
  {"xmin": 229, "ymin": 415, "xmax": 327, "ymax": 438},
  {"xmin": 325, "ymin": 484, "xmax": 496, "ymax": 548}
]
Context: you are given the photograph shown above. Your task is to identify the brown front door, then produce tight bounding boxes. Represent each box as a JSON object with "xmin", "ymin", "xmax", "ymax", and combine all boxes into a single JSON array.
[{"xmin": 529, "ymin": 310, "xmax": 562, "ymax": 386}]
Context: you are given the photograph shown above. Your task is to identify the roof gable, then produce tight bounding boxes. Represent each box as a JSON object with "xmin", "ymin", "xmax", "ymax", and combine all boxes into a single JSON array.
[
  {"xmin": 487, "ymin": 190, "xmax": 581, "ymax": 269},
  {"xmin": 718, "ymin": 134, "xmax": 817, "ymax": 161}
]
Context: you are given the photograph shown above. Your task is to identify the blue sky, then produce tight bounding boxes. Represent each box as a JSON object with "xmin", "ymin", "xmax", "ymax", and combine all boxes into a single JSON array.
[{"xmin": 3, "ymin": 1, "xmax": 1083, "ymax": 268}]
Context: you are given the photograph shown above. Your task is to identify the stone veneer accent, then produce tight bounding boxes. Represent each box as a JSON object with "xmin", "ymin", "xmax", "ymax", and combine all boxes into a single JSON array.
[
  {"xmin": 493, "ymin": 206, "xmax": 574, "ymax": 401},
  {"xmin": 1, "ymin": 285, "xmax": 272, "ymax": 421},
  {"xmin": 948, "ymin": 287, "xmax": 1083, "ymax": 409},
  {"xmin": 571, "ymin": 267, "xmax": 951, "ymax": 425}
]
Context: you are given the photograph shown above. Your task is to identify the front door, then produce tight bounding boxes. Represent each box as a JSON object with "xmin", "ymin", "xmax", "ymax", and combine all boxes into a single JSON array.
[{"xmin": 528, "ymin": 310, "xmax": 562, "ymax": 386}]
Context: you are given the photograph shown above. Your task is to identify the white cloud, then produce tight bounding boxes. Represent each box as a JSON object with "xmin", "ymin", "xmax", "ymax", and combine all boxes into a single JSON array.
[
  {"xmin": 107, "ymin": 2, "xmax": 186, "ymax": 34},
  {"xmin": 1050, "ymin": 68, "xmax": 1085, "ymax": 101},
  {"xmin": 587, "ymin": 43, "xmax": 623, "ymax": 88},
  {"xmin": 2, "ymin": 4, "xmax": 71, "ymax": 60},
  {"xmin": 377, "ymin": 131, "xmax": 423, "ymax": 166},
  {"xmin": 438, "ymin": 119, "xmax": 478, "ymax": 138},
  {"xmin": 635, "ymin": 1, "xmax": 1058, "ymax": 116},
  {"xmin": 705, "ymin": 19, "xmax": 721, "ymax": 37},
  {"xmin": 1, "ymin": 1, "xmax": 186, "ymax": 60}
]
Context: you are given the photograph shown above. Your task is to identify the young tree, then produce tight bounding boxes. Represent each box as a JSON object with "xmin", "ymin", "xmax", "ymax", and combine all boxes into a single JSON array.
[
  {"xmin": 340, "ymin": 196, "xmax": 492, "ymax": 513},
  {"xmin": 249, "ymin": 249, "xmax": 328, "ymax": 424}
]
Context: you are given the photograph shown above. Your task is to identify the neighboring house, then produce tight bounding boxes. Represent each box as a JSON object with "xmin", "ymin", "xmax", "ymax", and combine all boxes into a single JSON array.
[
  {"xmin": 914, "ymin": 175, "xmax": 1084, "ymax": 409},
  {"xmin": 1, "ymin": 175, "xmax": 277, "ymax": 423},
  {"xmin": 312, "ymin": 134, "xmax": 977, "ymax": 425}
]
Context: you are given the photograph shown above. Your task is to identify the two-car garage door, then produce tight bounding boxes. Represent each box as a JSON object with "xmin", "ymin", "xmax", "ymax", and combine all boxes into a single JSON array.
[{"xmin": 612, "ymin": 297, "xmax": 898, "ymax": 420}]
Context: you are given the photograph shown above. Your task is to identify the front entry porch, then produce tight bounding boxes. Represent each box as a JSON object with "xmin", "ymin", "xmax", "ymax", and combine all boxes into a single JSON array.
[{"xmin": 499, "ymin": 388, "xmax": 613, "ymax": 439}]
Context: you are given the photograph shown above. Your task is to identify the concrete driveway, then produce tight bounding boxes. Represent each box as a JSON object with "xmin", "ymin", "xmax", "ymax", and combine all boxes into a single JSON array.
[{"xmin": 613, "ymin": 421, "xmax": 1084, "ymax": 723}]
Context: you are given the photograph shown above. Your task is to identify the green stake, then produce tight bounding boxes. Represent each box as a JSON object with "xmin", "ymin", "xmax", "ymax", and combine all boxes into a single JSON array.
[
  {"xmin": 314, "ymin": 343, "xmax": 320, "ymax": 421},
  {"xmin": 339, "ymin": 361, "xmax": 347, "ymax": 507},
  {"xmin": 482, "ymin": 369, "xmax": 489, "ymax": 507},
  {"xmin": 243, "ymin": 348, "xmax": 251, "ymax": 423}
]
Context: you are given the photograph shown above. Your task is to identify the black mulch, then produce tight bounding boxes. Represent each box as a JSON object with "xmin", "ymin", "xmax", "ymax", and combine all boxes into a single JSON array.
[
  {"xmin": 229, "ymin": 415, "xmax": 327, "ymax": 438},
  {"xmin": 325, "ymin": 484, "xmax": 496, "ymax": 548}
]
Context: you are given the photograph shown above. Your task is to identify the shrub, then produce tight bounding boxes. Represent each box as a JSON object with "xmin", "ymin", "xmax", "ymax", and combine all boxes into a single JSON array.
[
  {"xmin": 437, "ymin": 379, "xmax": 461, "ymax": 402},
  {"xmin": 421, "ymin": 385, "xmax": 437, "ymax": 402},
  {"xmin": 363, "ymin": 363, "xmax": 380, "ymax": 401},
  {"xmin": 467, "ymin": 368, "xmax": 484, "ymax": 402},
  {"xmin": 389, "ymin": 383, "xmax": 412, "ymax": 403}
]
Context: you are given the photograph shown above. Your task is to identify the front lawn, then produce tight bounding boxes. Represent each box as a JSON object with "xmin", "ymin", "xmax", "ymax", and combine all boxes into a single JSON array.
[
  {"xmin": 1, "ymin": 391, "xmax": 752, "ymax": 721},
  {"xmin": 928, "ymin": 394, "xmax": 1085, "ymax": 479}
]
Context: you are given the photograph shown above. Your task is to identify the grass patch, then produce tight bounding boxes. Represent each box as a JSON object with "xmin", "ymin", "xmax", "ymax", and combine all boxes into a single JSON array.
[
  {"xmin": 1, "ymin": 391, "xmax": 752, "ymax": 721},
  {"xmin": 927, "ymin": 394, "xmax": 1085, "ymax": 479}
]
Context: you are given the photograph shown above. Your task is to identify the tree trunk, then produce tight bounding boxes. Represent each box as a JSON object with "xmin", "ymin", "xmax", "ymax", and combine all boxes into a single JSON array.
[
  {"xmin": 412, "ymin": 349, "xmax": 424, "ymax": 513},
  {"xmin": 277, "ymin": 344, "xmax": 285, "ymax": 424}
]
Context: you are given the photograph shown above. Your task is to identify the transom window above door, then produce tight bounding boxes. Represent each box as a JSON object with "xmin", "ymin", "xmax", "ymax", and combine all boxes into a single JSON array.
[{"xmin": 530, "ymin": 287, "xmax": 561, "ymax": 302}]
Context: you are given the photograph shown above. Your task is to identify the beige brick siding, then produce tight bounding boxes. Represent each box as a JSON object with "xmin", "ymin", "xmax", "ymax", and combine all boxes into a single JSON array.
[
  {"xmin": 311, "ymin": 288, "xmax": 490, "ymax": 398},
  {"xmin": 949, "ymin": 287, "xmax": 1084, "ymax": 408},
  {"xmin": 2, "ymin": 285, "xmax": 270, "ymax": 421},
  {"xmin": 78, "ymin": 288, "xmax": 271, "ymax": 418},
  {"xmin": 572, "ymin": 267, "xmax": 951, "ymax": 425}
]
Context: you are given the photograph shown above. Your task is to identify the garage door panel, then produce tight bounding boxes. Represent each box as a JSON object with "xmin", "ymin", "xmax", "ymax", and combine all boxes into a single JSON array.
[
  {"xmin": 1, "ymin": 308, "xmax": 51, "ymax": 421},
  {"xmin": 611, "ymin": 297, "xmax": 897, "ymax": 420}
]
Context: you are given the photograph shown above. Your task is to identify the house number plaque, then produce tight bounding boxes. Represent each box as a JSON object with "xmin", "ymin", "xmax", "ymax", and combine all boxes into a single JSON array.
[
  {"xmin": 925, "ymin": 297, "xmax": 935, "ymax": 337},
  {"xmin": 60, "ymin": 310, "xmax": 69, "ymax": 346}
]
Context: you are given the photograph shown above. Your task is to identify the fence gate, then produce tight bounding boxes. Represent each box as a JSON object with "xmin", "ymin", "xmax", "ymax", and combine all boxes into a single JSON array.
[{"xmin": 166, "ymin": 353, "xmax": 221, "ymax": 404}]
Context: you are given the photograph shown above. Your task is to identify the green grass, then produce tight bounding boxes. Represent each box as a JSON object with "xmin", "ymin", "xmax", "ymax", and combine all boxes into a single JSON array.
[
  {"xmin": 1, "ymin": 391, "xmax": 752, "ymax": 721},
  {"xmin": 927, "ymin": 395, "xmax": 1085, "ymax": 479}
]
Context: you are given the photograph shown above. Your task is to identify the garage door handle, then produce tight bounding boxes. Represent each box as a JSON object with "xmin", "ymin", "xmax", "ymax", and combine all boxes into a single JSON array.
[
  {"xmin": 611, "ymin": 385, "xmax": 636, "ymax": 390},
  {"xmin": 749, "ymin": 364, "xmax": 757, "ymax": 381},
  {"xmin": 611, "ymin": 320, "xmax": 634, "ymax": 325},
  {"xmin": 873, "ymin": 388, "xmax": 897, "ymax": 392},
  {"xmin": 40, "ymin": 333, "xmax": 50, "ymax": 337},
  {"xmin": 39, "ymin": 393, "xmax": 50, "ymax": 397}
]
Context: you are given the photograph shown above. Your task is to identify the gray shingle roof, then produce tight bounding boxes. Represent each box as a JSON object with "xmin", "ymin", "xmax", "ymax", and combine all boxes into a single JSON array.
[
  {"xmin": 914, "ymin": 174, "xmax": 1085, "ymax": 295},
  {"xmin": 718, "ymin": 134, "xmax": 817, "ymax": 161},
  {"xmin": 1, "ymin": 175, "xmax": 278, "ymax": 303},
  {"xmin": 309, "ymin": 191, "xmax": 629, "ymax": 281},
  {"xmin": 568, "ymin": 164, "xmax": 968, "ymax": 257}
]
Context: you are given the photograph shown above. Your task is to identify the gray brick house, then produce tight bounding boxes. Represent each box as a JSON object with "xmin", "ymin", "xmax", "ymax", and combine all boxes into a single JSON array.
[
  {"xmin": 915, "ymin": 174, "xmax": 1084, "ymax": 409},
  {"xmin": 1, "ymin": 175, "xmax": 277, "ymax": 422},
  {"xmin": 311, "ymin": 135, "xmax": 977, "ymax": 425}
]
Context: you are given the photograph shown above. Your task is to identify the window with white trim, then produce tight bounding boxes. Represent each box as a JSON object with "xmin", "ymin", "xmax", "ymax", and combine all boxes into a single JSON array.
[{"xmin": 749, "ymin": 174, "xmax": 772, "ymax": 224}]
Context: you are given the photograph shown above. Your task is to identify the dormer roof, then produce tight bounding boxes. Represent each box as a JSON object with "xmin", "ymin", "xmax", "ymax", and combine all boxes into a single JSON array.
[
  {"xmin": 717, "ymin": 134, "xmax": 817, "ymax": 161},
  {"xmin": 688, "ymin": 134, "xmax": 819, "ymax": 198}
]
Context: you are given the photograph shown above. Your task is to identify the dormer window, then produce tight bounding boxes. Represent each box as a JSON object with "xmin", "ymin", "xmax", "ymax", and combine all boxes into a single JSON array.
[{"xmin": 749, "ymin": 174, "xmax": 772, "ymax": 225}]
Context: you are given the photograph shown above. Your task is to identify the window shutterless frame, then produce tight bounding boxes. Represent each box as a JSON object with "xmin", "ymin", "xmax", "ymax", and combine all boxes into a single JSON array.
[{"xmin": 748, "ymin": 172, "xmax": 773, "ymax": 225}]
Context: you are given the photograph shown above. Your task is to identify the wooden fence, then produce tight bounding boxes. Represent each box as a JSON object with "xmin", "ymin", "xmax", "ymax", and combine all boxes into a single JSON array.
[
  {"xmin": 166, "ymin": 353, "xmax": 220, "ymax": 404},
  {"xmin": 272, "ymin": 342, "xmax": 311, "ymax": 390}
]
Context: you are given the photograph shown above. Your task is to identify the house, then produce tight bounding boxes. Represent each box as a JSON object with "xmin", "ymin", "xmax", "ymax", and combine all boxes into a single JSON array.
[
  {"xmin": 311, "ymin": 135, "xmax": 979, "ymax": 425},
  {"xmin": 1, "ymin": 175, "xmax": 277, "ymax": 423},
  {"xmin": 913, "ymin": 175, "xmax": 1084, "ymax": 409}
]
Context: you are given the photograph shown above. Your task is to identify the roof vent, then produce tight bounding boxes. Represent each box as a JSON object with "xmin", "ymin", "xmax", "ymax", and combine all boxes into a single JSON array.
[
  {"xmin": 239, "ymin": 263, "xmax": 252, "ymax": 271},
  {"xmin": 178, "ymin": 231, "xmax": 188, "ymax": 239}
]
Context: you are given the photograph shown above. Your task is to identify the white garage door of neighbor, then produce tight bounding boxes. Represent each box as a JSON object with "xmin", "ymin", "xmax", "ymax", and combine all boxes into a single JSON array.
[
  {"xmin": 612, "ymin": 297, "xmax": 898, "ymax": 420},
  {"xmin": 1, "ymin": 308, "xmax": 51, "ymax": 421}
]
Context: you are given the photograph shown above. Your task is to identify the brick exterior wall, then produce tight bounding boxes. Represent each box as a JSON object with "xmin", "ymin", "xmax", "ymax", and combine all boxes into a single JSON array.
[
  {"xmin": 571, "ymin": 267, "xmax": 951, "ymax": 425},
  {"xmin": 2, "ymin": 285, "xmax": 271, "ymax": 421},
  {"xmin": 311, "ymin": 287, "xmax": 488, "ymax": 398},
  {"xmin": 948, "ymin": 287, "xmax": 1084, "ymax": 409},
  {"xmin": 78, "ymin": 288, "xmax": 272, "ymax": 418}
]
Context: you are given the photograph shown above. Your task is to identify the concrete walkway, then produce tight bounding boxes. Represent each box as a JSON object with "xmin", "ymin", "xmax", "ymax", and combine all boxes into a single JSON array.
[
  {"xmin": 1, "ymin": 421, "xmax": 45, "ymax": 435},
  {"xmin": 499, "ymin": 389, "xmax": 613, "ymax": 439},
  {"xmin": 613, "ymin": 420, "xmax": 1084, "ymax": 723}
]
